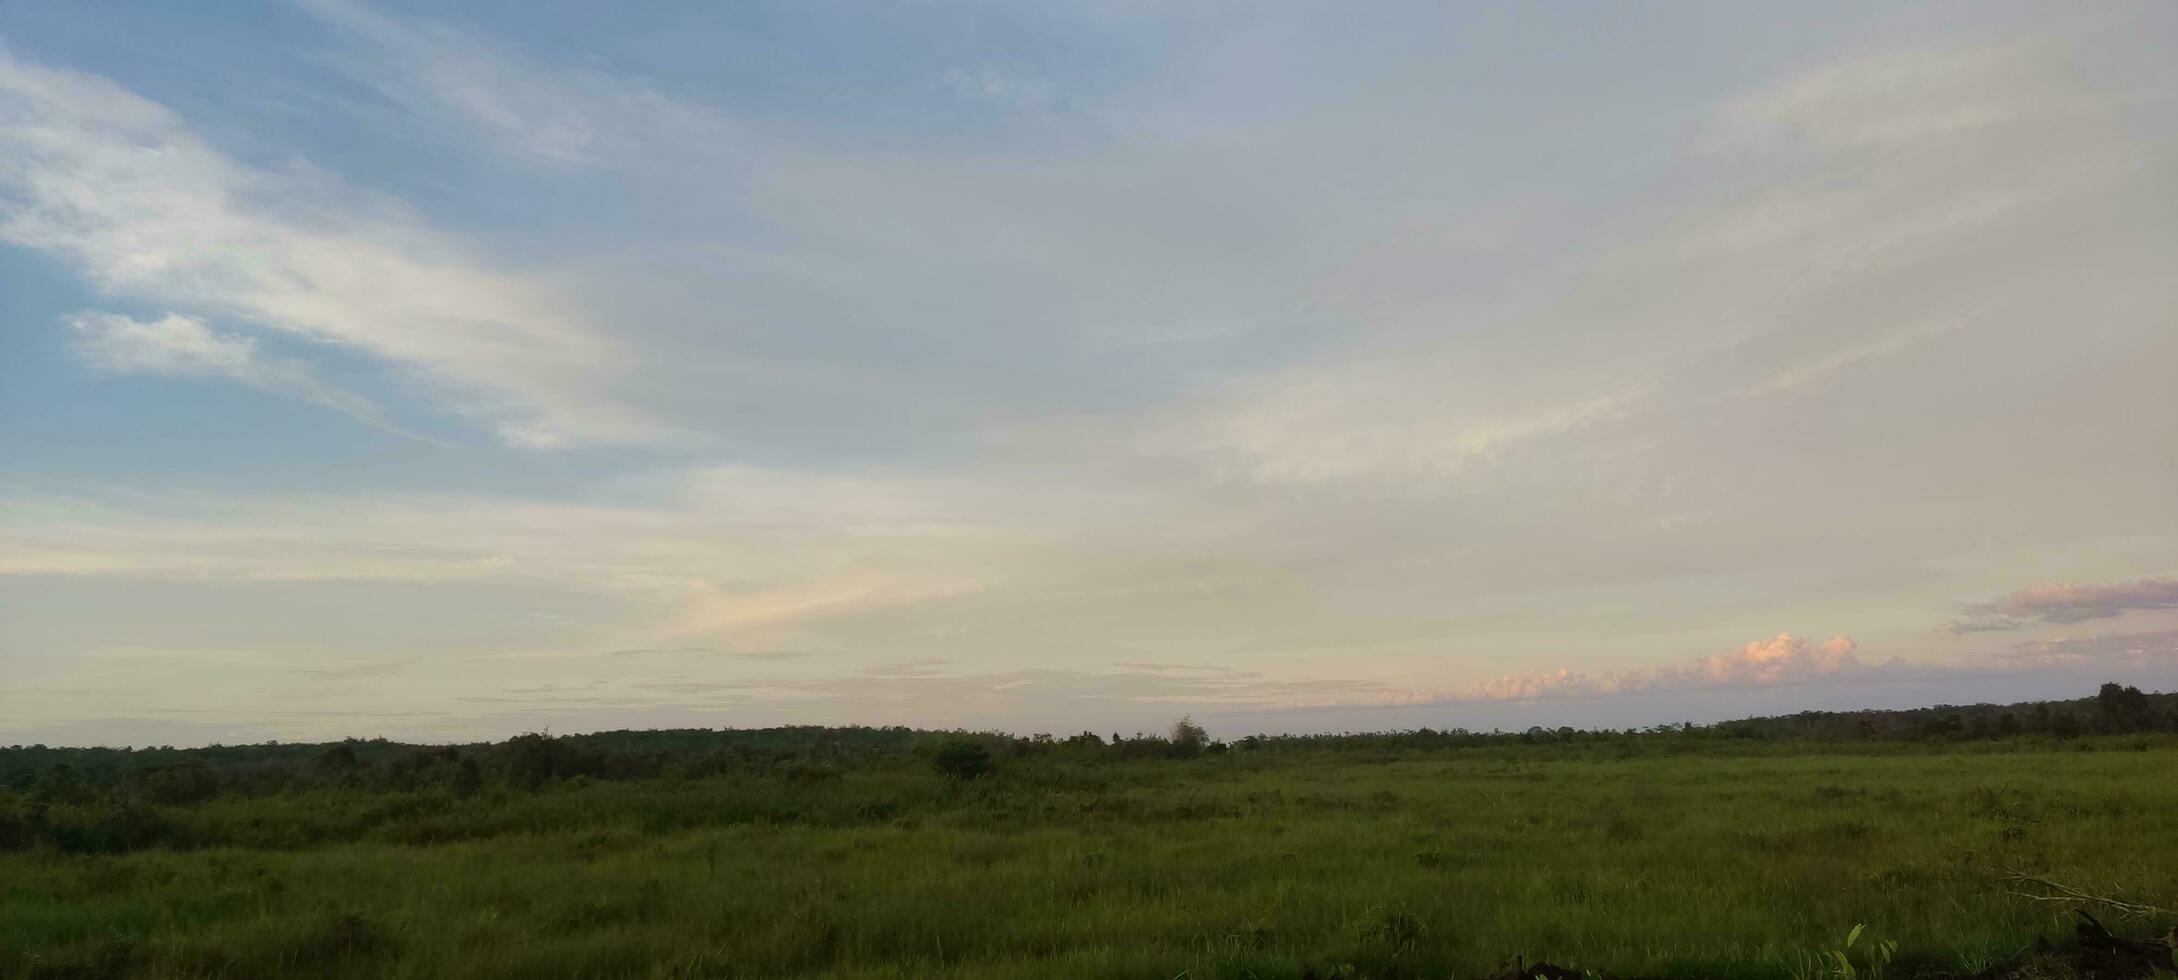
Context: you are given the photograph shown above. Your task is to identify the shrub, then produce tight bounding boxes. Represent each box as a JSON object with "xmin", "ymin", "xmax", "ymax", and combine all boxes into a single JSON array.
[
  {"xmin": 931, "ymin": 739, "xmax": 996, "ymax": 781},
  {"xmin": 0, "ymin": 797, "xmax": 30, "ymax": 851},
  {"xmin": 504, "ymin": 732, "xmax": 567, "ymax": 790},
  {"xmin": 136, "ymin": 763, "xmax": 220, "ymax": 805},
  {"xmin": 44, "ymin": 799, "xmax": 177, "ymax": 854},
  {"xmin": 451, "ymin": 757, "xmax": 483, "ymax": 797},
  {"xmin": 1170, "ymin": 717, "xmax": 1209, "ymax": 759}
]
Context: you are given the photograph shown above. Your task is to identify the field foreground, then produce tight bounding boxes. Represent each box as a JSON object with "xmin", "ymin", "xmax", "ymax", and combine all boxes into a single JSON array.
[{"xmin": 5, "ymin": 740, "xmax": 2177, "ymax": 979}]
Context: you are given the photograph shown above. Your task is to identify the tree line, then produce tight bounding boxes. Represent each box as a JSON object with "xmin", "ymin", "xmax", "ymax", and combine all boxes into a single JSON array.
[{"xmin": 3, "ymin": 685, "xmax": 2171, "ymax": 854}]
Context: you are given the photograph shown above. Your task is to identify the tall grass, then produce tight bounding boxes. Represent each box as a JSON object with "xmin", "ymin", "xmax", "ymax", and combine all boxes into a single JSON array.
[{"xmin": 4, "ymin": 740, "xmax": 2175, "ymax": 979}]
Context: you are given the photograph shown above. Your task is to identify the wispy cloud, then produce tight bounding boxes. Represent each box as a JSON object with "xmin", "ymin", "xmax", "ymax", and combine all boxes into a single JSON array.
[
  {"xmin": 941, "ymin": 66, "xmax": 1060, "ymax": 113},
  {"xmin": 0, "ymin": 44, "xmax": 647, "ymax": 447},
  {"xmin": 294, "ymin": 0, "xmax": 737, "ymax": 170},
  {"xmin": 292, "ymin": 657, "xmax": 415, "ymax": 680},
  {"xmin": 4, "ymin": 6, "xmax": 2175, "ymax": 742},
  {"xmin": 1950, "ymin": 578, "xmax": 2178, "ymax": 632},
  {"xmin": 1185, "ymin": 371, "xmax": 1653, "ymax": 488},
  {"xmin": 65, "ymin": 311, "xmax": 384, "ymax": 423},
  {"xmin": 1988, "ymin": 627, "xmax": 2178, "ymax": 669}
]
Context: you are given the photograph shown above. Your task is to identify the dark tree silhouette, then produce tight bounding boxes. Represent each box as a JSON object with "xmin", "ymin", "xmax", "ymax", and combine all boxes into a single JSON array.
[{"xmin": 931, "ymin": 738, "xmax": 996, "ymax": 781}]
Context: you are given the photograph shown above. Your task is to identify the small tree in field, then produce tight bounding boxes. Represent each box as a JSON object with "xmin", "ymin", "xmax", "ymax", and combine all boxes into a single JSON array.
[
  {"xmin": 1170, "ymin": 716, "xmax": 1209, "ymax": 759},
  {"xmin": 931, "ymin": 738, "xmax": 996, "ymax": 781}
]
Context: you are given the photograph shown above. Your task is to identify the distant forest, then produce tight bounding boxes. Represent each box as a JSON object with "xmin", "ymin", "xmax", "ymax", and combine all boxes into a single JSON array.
[{"xmin": 5, "ymin": 683, "xmax": 2172, "ymax": 806}]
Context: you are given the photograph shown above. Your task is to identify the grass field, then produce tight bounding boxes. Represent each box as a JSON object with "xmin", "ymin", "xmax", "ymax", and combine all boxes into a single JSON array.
[{"xmin": 5, "ymin": 737, "xmax": 2177, "ymax": 980}]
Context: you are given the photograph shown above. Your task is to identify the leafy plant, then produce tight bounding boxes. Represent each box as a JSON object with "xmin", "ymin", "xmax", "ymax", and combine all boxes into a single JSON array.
[{"xmin": 1799, "ymin": 924, "xmax": 1898, "ymax": 980}]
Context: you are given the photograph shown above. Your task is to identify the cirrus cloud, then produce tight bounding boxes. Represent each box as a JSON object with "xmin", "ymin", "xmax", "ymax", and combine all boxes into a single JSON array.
[
  {"xmin": 64, "ymin": 311, "xmax": 383, "ymax": 424},
  {"xmin": 0, "ymin": 44, "xmax": 648, "ymax": 448}
]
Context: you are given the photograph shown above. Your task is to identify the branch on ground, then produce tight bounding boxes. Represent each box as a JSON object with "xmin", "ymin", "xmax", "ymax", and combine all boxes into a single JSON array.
[{"xmin": 1999, "ymin": 867, "xmax": 2174, "ymax": 920}]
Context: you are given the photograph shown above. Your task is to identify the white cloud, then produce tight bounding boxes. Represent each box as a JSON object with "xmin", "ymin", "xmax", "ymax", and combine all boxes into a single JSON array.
[
  {"xmin": 4, "ymin": 9, "xmax": 2176, "ymax": 740},
  {"xmin": 1184, "ymin": 368, "xmax": 1652, "ymax": 487},
  {"xmin": 0, "ymin": 466, "xmax": 1058, "ymax": 672},
  {"xmin": 941, "ymin": 66, "xmax": 1059, "ymax": 112},
  {"xmin": 0, "ymin": 45, "xmax": 649, "ymax": 446},
  {"xmin": 295, "ymin": 0, "xmax": 738, "ymax": 169},
  {"xmin": 64, "ymin": 311, "xmax": 381, "ymax": 421},
  {"xmin": 69, "ymin": 311, "xmax": 265, "ymax": 378},
  {"xmin": 1718, "ymin": 41, "xmax": 2074, "ymax": 156}
]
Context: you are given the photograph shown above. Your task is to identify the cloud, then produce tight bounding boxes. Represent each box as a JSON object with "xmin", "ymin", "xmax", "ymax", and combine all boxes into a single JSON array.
[
  {"xmin": 294, "ymin": 0, "xmax": 737, "ymax": 169},
  {"xmin": 1127, "ymin": 30, "xmax": 2163, "ymax": 496},
  {"xmin": 1676, "ymin": 633, "xmax": 1862, "ymax": 686},
  {"xmin": 1455, "ymin": 627, "xmax": 2178, "ymax": 714},
  {"xmin": 0, "ymin": 467, "xmax": 1016, "ymax": 593},
  {"xmin": 1459, "ymin": 667, "xmax": 1590, "ymax": 704},
  {"xmin": 68, "ymin": 311, "xmax": 266, "ymax": 378},
  {"xmin": 1717, "ymin": 41, "xmax": 2075, "ymax": 157},
  {"xmin": 941, "ymin": 66, "xmax": 1059, "ymax": 113},
  {"xmin": 1453, "ymin": 633, "xmax": 1870, "ymax": 705},
  {"xmin": 64, "ymin": 311, "xmax": 385, "ymax": 421},
  {"xmin": 1987, "ymin": 627, "xmax": 2178, "ymax": 669},
  {"xmin": 0, "ymin": 45, "xmax": 647, "ymax": 446},
  {"xmin": 291, "ymin": 657, "xmax": 415, "ymax": 680},
  {"xmin": 1720, "ymin": 316, "xmax": 1972, "ymax": 402},
  {"xmin": 5, "ymin": 11, "xmax": 2176, "ymax": 743},
  {"xmin": 654, "ymin": 634, "xmax": 1880, "ymax": 718},
  {"xmin": 1950, "ymin": 578, "xmax": 2178, "ymax": 632},
  {"xmin": 1187, "ymin": 372, "xmax": 1652, "ymax": 488}
]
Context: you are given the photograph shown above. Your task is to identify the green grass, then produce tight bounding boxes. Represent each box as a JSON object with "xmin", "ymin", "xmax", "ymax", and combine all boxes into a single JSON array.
[{"xmin": 6, "ymin": 741, "xmax": 2176, "ymax": 979}]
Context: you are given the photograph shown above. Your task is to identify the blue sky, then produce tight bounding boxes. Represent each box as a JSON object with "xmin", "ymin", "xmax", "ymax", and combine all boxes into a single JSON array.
[{"xmin": 3, "ymin": 2, "xmax": 2176, "ymax": 745}]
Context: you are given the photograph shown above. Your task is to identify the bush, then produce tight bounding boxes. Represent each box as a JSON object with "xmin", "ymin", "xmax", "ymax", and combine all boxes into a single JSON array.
[
  {"xmin": 504, "ymin": 732, "xmax": 567, "ymax": 790},
  {"xmin": 451, "ymin": 757, "xmax": 483, "ymax": 797},
  {"xmin": 1170, "ymin": 717, "xmax": 1209, "ymax": 759},
  {"xmin": 43, "ymin": 799, "xmax": 177, "ymax": 854},
  {"xmin": 931, "ymin": 739, "xmax": 996, "ymax": 781},
  {"xmin": 0, "ymin": 797, "xmax": 30, "ymax": 851},
  {"xmin": 135, "ymin": 762, "xmax": 220, "ymax": 805}
]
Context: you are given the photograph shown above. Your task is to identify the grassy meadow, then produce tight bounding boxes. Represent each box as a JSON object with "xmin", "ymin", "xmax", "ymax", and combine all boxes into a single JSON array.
[{"xmin": 5, "ymin": 727, "xmax": 2178, "ymax": 980}]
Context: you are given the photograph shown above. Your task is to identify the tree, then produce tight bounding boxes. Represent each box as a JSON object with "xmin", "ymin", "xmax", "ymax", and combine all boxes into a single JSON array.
[
  {"xmin": 451, "ymin": 757, "xmax": 483, "ymax": 797},
  {"xmin": 1170, "ymin": 716, "xmax": 1209, "ymax": 759},
  {"xmin": 931, "ymin": 738, "xmax": 996, "ymax": 781},
  {"xmin": 2098, "ymin": 682, "xmax": 2151, "ymax": 721},
  {"xmin": 317, "ymin": 743, "xmax": 360, "ymax": 781},
  {"xmin": 504, "ymin": 732, "xmax": 564, "ymax": 790},
  {"xmin": 138, "ymin": 763, "xmax": 219, "ymax": 805}
]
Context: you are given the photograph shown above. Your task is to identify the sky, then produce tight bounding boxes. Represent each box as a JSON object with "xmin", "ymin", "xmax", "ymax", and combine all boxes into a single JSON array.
[{"xmin": 2, "ymin": 2, "xmax": 2175, "ymax": 747}]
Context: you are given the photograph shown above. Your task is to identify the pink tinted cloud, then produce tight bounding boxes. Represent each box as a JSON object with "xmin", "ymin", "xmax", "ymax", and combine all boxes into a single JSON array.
[
  {"xmin": 1673, "ymin": 633, "xmax": 1859, "ymax": 686},
  {"xmin": 1462, "ymin": 667, "xmax": 1593, "ymax": 702},
  {"xmin": 1455, "ymin": 632, "xmax": 1866, "ymax": 705},
  {"xmin": 1949, "ymin": 577, "xmax": 2178, "ymax": 632}
]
